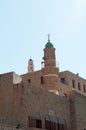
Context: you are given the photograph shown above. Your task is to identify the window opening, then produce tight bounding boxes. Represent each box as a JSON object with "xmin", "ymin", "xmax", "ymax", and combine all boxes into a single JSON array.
[
  {"xmin": 41, "ymin": 76, "xmax": 44, "ymax": 84},
  {"xmin": 28, "ymin": 79, "xmax": 31, "ymax": 83},
  {"xmin": 53, "ymin": 117, "xmax": 59, "ymax": 130},
  {"xmin": 45, "ymin": 115, "xmax": 50, "ymax": 130},
  {"xmin": 35, "ymin": 112, "xmax": 42, "ymax": 128},
  {"xmin": 78, "ymin": 82, "xmax": 81, "ymax": 90},
  {"xmin": 61, "ymin": 78, "xmax": 65, "ymax": 84},
  {"xmin": 62, "ymin": 119, "xmax": 66, "ymax": 130},
  {"xmin": 83, "ymin": 85, "xmax": 86, "ymax": 93},
  {"xmin": 72, "ymin": 80, "xmax": 75, "ymax": 88}
]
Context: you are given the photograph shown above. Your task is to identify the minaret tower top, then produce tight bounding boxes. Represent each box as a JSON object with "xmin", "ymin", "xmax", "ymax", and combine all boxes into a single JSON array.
[
  {"xmin": 45, "ymin": 34, "xmax": 54, "ymax": 48},
  {"xmin": 44, "ymin": 35, "xmax": 56, "ymax": 67}
]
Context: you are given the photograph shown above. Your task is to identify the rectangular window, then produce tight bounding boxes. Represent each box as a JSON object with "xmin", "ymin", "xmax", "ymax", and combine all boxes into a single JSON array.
[
  {"xmin": 61, "ymin": 78, "xmax": 65, "ymax": 84},
  {"xmin": 72, "ymin": 80, "xmax": 75, "ymax": 88},
  {"xmin": 83, "ymin": 85, "xmax": 86, "ymax": 93},
  {"xmin": 28, "ymin": 79, "xmax": 31, "ymax": 83},
  {"xmin": 41, "ymin": 76, "xmax": 44, "ymax": 84},
  {"xmin": 78, "ymin": 82, "xmax": 81, "ymax": 90}
]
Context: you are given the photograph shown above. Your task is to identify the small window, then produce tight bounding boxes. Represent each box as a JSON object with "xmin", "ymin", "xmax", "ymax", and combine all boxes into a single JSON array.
[
  {"xmin": 41, "ymin": 76, "xmax": 44, "ymax": 84},
  {"xmin": 78, "ymin": 82, "xmax": 81, "ymax": 90},
  {"xmin": 72, "ymin": 80, "xmax": 75, "ymax": 88},
  {"xmin": 28, "ymin": 79, "xmax": 31, "ymax": 83},
  {"xmin": 83, "ymin": 85, "xmax": 86, "ymax": 93},
  {"xmin": 61, "ymin": 78, "xmax": 65, "ymax": 84}
]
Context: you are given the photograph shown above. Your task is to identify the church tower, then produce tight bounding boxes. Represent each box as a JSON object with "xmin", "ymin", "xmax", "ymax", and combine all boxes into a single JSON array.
[
  {"xmin": 28, "ymin": 58, "xmax": 34, "ymax": 73},
  {"xmin": 42, "ymin": 35, "xmax": 59, "ymax": 90}
]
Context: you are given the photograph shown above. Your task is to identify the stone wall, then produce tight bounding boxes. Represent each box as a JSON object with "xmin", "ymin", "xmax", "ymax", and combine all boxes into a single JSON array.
[
  {"xmin": 74, "ymin": 92, "xmax": 86, "ymax": 130},
  {"xmin": 59, "ymin": 71, "xmax": 86, "ymax": 95},
  {"xmin": 0, "ymin": 72, "xmax": 14, "ymax": 116},
  {"xmin": 18, "ymin": 84, "xmax": 71, "ymax": 129},
  {"xmin": 0, "ymin": 71, "xmax": 86, "ymax": 130},
  {"xmin": 67, "ymin": 90, "xmax": 86, "ymax": 130},
  {"xmin": 22, "ymin": 70, "xmax": 43, "ymax": 88}
]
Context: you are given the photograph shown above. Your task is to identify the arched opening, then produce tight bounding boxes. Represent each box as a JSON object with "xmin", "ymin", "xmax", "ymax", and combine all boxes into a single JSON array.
[
  {"xmin": 45, "ymin": 115, "xmax": 51, "ymax": 130},
  {"xmin": 61, "ymin": 119, "xmax": 66, "ymax": 130},
  {"xmin": 53, "ymin": 117, "xmax": 59, "ymax": 130},
  {"xmin": 40, "ymin": 76, "xmax": 44, "ymax": 84},
  {"xmin": 34, "ymin": 112, "xmax": 42, "ymax": 128}
]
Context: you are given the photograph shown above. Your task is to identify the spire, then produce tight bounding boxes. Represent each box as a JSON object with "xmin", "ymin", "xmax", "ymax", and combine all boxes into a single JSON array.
[{"xmin": 48, "ymin": 34, "xmax": 50, "ymax": 42}]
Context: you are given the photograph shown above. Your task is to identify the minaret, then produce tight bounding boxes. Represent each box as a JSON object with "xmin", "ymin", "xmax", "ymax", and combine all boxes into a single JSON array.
[
  {"xmin": 28, "ymin": 58, "xmax": 34, "ymax": 73},
  {"xmin": 42, "ymin": 35, "xmax": 59, "ymax": 90},
  {"xmin": 44, "ymin": 34, "xmax": 56, "ymax": 67}
]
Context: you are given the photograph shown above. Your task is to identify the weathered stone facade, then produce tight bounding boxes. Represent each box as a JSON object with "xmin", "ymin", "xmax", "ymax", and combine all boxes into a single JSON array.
[{"xmin": 0, "ymin": 40, "xmax": 86, "ymax": 130}]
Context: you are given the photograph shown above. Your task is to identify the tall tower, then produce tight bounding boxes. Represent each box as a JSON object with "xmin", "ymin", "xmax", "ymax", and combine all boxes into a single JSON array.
[
  {"xmin": 42, "ymin": 35, "xmax": 59, "ymax": 90},
  {"xmin": 44, "ymin": 35, "xmax": 56, "ymax": 67},
  {"xmin": 28, "ymin": 58, "xmax": 34, "ymax": 73}
]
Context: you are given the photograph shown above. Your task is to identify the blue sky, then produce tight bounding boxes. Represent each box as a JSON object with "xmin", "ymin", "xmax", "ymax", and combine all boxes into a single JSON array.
[{"xmin": 0, "ymin": 0, "xmax": 86, "ymax": 78}]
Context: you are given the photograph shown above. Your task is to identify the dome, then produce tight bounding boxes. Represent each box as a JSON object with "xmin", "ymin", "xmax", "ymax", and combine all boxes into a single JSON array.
[{"xmin": 45, "ymin": 42, "xmax": 54, "ymax": 48}]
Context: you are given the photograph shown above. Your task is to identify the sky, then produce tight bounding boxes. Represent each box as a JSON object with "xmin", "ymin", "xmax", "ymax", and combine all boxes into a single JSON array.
[{"xmin": 0, "ymin": 0, "xmax": 86, "ymax": 78}]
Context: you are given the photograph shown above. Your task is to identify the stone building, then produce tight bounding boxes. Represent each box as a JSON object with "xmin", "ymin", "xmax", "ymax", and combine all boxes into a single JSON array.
[{"xmin": 0, "ymin": 38, "xmax": 86, "ymax": 130}]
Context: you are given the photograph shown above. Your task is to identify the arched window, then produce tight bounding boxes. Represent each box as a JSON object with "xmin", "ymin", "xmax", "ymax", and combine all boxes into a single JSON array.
[
  {"xmin": 45, "ymin": 115, "xmax": 50, "ymax": 121},
  {"xmin": 35, "ymin": 112, "xmax": 41, "ymax": 119},
  {"xmin": 34, "ymin": 112, "xmax": 42, "ymax": 128},
  {"xmin": 62, "ymin": 119, "xmax": 66, "ymax": 130},
  {"xmin": 45, "ymin": 115, "xmax": 50, "ymax": 130},
  {"xmin": 53, "ymin": 117, "xmax": 59, "ymax": 130}
]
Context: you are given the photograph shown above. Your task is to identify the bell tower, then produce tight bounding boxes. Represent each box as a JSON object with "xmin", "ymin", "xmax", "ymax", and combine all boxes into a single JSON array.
[
  {"xmin": 28, "ymin": 58, "xmax": 34, "ymax": 73},
  {"xmin": 42, "ymin": 35, "xmax": 59, "ymax": 90}
]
